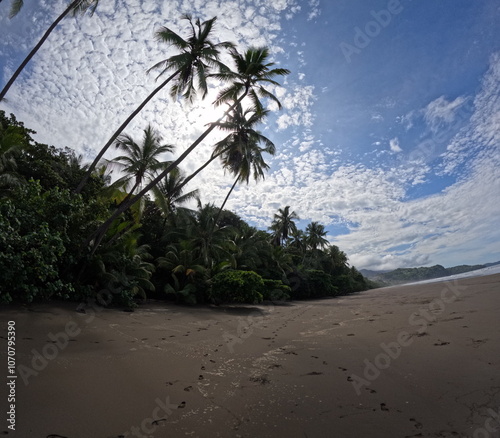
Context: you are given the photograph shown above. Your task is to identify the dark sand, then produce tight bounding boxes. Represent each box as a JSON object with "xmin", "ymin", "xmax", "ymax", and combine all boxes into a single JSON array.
[{"xmin": 1, "ymin": 274, "xmax": 499, "ymax": 438}]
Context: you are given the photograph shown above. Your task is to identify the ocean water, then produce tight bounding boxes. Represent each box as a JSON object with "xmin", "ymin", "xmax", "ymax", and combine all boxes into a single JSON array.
[{"xmin": 403, "ymin": 264, "xmax": 500, "ymax": 286}]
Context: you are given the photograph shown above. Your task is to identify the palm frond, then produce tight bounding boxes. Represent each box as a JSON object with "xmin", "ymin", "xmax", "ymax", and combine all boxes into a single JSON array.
[{"xmin": 8, "ymin": 0, "xmax": 23, "ymax": 18}]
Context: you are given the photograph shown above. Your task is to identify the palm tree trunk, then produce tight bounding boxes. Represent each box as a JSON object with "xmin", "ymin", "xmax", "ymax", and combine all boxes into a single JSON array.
[
  {"xmin": 0, "ymin": 0, "xmax": 81, "ymax": 102},
  {"xmin": 164, "ymin": 145, "xmax": 230, "ymax": 201},
  {"xmin": 85, "ymin": 89, "xmax": 250, "ymax": 255},
  {"xmin": 214, "ymin": 175, "xmax": 239, "ymax": 227},
  {"xmin": 74, "ymin": 67, "xmax": 183, "ymax": 194},
  {"xmin": 117, "ymin": 179, "xmax": 140, "ymax": 209}
]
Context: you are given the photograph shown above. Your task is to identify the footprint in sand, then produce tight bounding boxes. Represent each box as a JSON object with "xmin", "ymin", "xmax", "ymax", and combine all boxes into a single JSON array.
[
  {"xmin": 410, "ymin": 418, "xmax": 423, "ymax": 429},
  {"xmin": 470, "ymin": 338, "xmax": 488, "ymax": 348},
  {"xmin": 380, "ymin": 403, "xmax": 389, "ymax": 411},
  {"xmin": 268, "ymin": 364, "xmax": 282, "ymax": 369},
  {"xmin": 178, "ymin": 401, "xmax": 186, "ymax": 409},
  {"xmin": 347, "ymin": 333, "xmax": 355, "ymax": 337},
  {"xmin": 184, "ymin": 386, "xmax": 193, "ymax": 391},
  {"xmin": 338, "ymin": 367, "xmax": 347, "ymax": 371},
  {"xmin": 433, "ymin": 341, "xmax": 450, "ymax": 346}
]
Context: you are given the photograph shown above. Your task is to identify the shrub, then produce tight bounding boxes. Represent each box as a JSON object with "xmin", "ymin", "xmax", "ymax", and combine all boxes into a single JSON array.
[
  {"xmin": 262, "ymin": 279, "xmax": 291, "ymax": 301},
  {"xmin": 0, "ymin": 202, "xmax": 71, "ymax": 303},
  {"xmin": 210, "ymin": 270, "xmax": 264, "ymax": 304}
]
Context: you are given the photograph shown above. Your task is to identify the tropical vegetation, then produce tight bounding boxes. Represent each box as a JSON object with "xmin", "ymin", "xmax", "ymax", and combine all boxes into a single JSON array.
[{"xmin": 0, "ymin": 13, "xmax": 375, "ymax": 308}]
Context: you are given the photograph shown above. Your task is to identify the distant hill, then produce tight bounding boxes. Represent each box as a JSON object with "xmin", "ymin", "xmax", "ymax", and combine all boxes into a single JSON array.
[{"xmin": 361, "ymin": 261, "xmax": 500, "ymax": 285}]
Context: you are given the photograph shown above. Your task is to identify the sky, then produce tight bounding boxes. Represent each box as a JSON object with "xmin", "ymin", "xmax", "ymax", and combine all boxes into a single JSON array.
[{"xmin": 1, "ymin": 0, "xmax": 499, "ymax": 271}]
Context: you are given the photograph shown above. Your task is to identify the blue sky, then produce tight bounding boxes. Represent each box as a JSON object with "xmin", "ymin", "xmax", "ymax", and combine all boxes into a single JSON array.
[{"xmin": 1, "ymin": 0, "xmax": 499, "ymax": 270}]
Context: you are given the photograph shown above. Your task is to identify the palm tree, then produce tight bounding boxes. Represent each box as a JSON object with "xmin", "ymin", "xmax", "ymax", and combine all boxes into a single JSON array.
[
  {"xmin": 213, "ymin": 102, "xmax": 275, "ymax": 223},
  {"xmin": 109, "ymin": 124, "xmax": 174, "ymax": 205},
  {"xmin": 152, "ymin": 166, "xmax": 199, "ymax": 219},
  {"xmin": 88, "ymin": 125, "xmax": 173, "ymax": 254},
  {"xmin": 305, "ymin": 221, "xmax": 329, "ymax": 250},
  {"xmin": 212, "ymin": 47, "xmax": 289, "ymax": 112},
  {"xmin": 84, "ymin": 46, "xmax": 289, "ymax": 254},
  {"xmin": 0, "ymin": 0, "xmax": 100, "ymax": 102},
  {"xmin": 270, "ymin": 206, "xmax": 299, "ymax": 247},
  {"xmin": 325, "ymin": 245, "xmax": 349, "ymax": 274},
  {"xmin": 75, "ymin": 14, "xmax": 234, "ymax": 194}
]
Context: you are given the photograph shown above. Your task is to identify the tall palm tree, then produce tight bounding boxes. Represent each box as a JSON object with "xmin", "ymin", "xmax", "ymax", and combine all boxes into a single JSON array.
[
  {"xmin": 213, "ymin": 102, "xmax": 275, "ymax": 223},
  {"xmin": 75, "ymin": 14, "xmax": 234, "ymax": 194},
  {"xmin": 109, "ymin": 125, "xmax": 174, "ymax": 206},
  {"xmin": 0, "ymin": 0, "xmax": 100, "ymax": 102},
  {"xmin": 305, "ymin": 221, "xmax": 329, "ymax": 250},
  {"xmin": 270, "ymin": 206, "xmax": 299, "ymax": 247},
  {"xmin": 84, "ymin": 46, "xmax": 289, "ymax": 254}
]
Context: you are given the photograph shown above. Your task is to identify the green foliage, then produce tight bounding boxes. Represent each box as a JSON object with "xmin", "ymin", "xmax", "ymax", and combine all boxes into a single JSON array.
[
  {"xmin": 210, "ymin": 270, "xmax": 264, "ymax": 304},
  {"xmin": 262, "ymin": 279, "xmax": 290, "ymax": 301},
  {"xmin": 290, "ymin": 269, "xmax": 339, "ymax": 300},
  {"xmin": 0, "ymin": 199, "xmax": 71, "ymax": 303}
]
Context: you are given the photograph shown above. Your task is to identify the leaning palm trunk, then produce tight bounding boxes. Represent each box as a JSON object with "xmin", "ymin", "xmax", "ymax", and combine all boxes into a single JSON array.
[
  {"xmin": 85, "ymin": 89, "xmax": 250, "ymax": 255},
  {"xmin": 158, "ymin": 144, "xmax": 231, "ymax": 203},
  {"xmin": 74, "ymin": 68, "xmax": 182, "ymax": 193},
  {"xmin": 213, "ymin": 175, "xmax": 239, "ymax": 227},
  {"xmin": 0, "ymin": 0, "xmax": 87, "ymax": 102}
]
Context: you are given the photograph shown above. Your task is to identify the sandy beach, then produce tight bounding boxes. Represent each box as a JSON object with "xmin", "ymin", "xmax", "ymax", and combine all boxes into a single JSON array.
[{"xmin": 1, "ymin": 274, "xmax": 499, "ymax": 438}]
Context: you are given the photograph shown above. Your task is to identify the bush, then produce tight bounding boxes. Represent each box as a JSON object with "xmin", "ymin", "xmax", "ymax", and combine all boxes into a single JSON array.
[
  {"xmin": 262, "ymin": 279, "xmax": 291, "ymax": 301},
  {"xmin": 289, "ymin": 269, "xmax": 338, "ymax": 299},
  {"xmin": 210, "ymin": 270, "xmax": 264, "ymax": 304},
  {"xmin": 0, "ymin": 202, "xmax": 71, "ymax": 303}
]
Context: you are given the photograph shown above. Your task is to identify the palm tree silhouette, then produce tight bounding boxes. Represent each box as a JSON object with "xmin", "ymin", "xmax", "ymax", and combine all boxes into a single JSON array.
[{"xmin": 270, "ymin": 206, "xmax": 300, "ymax": 247}]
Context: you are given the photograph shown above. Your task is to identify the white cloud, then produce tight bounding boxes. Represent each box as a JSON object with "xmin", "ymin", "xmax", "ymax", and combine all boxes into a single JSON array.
[
  {"xmin": 389, "ymin": 137, "xmax": 402, "ymax": 153},
  {"xmin": 424, "ymin": 95, "xmax": 467, "ymax": 132}
]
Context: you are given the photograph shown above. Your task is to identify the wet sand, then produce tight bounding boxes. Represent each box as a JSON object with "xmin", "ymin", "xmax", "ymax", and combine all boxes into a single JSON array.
[{"xmin": 1, "ymin": 274, "xmax": 499, "ymax": 437}]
